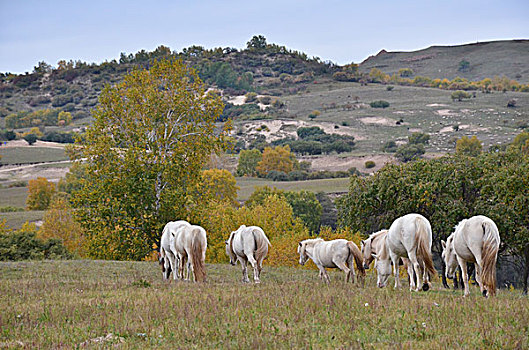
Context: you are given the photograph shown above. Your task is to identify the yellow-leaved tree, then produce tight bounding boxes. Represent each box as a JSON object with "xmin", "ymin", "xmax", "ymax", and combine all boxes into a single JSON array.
[
  {"xmin": 38, "ymin": 196, "xmax": 86, "ymax": 257},
  {"xmin": 256, "ymin": 145, "xmax": 295, "ymax": 176},
  {"xmin": 26, "ymin": 177, "xmax": 56, "ymax": 210},
  {"xmin": 198, "ymin": 169, "xmax": 240, "ymax": 207}
]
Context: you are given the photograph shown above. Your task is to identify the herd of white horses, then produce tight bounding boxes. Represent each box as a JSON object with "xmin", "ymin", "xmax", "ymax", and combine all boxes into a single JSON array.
[{"xmin": 159, "ymin": 213, "xmax": 501, "ymax": 297}]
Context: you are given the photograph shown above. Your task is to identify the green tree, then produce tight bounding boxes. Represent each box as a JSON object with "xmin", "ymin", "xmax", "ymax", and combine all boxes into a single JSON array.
[
  {"xmin": 71, "ymin": 58, "xmax": 230, "ymax": 260},
  {"xmin": 236, "ymin": 149, "xmax": 262, "ymax": 176},
  {"xmin": 456, "ymin": 136, "xmax": 482, "ymax": 156},
  {"xmin": 395, "ymin": 143, "xmax": 425, "ymax": 162},
  {"xmin": 23, "ymin": 134, "xmax": 37, "ymax": 145},
  {"xmin": 246, "ymin": 186, "xmax": 322, "ymax": 234},
  {"xmin": 247, "ymin": 35, "xmax": 268, "ymax": 50}
]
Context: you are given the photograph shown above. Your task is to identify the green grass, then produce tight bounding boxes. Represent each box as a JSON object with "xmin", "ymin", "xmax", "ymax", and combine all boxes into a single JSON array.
[
  {"xmin": 0, "ymin": 186, "xmax": 28, "ymax": 208},
  {"xmin": 236, "ymin": 177, "xmax": 350, "ymax": 201},
  {"xmin": 0, "ymin": 260, "xmax": 527, "ymax": 348},
  {"xmin": 0, "ymin": 147, "xmax": 67, "ymax": 165}
]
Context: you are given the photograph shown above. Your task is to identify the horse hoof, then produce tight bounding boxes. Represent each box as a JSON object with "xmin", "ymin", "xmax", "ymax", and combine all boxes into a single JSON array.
[
  {"xmin": 482, "ymin": 290, "xmax": 488, "ymax": 297},
  {"xmin": 422, "ymin": 283, "xmax": 430, "ymax": 292}
]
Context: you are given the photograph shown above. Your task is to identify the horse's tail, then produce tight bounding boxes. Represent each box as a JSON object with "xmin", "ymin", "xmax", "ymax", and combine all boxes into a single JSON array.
[
  {"xmin": 415, "ymin": 217, "xmax": 436, "ymax": 280},
  {"xmin": 253, "ymin": 228, "xmax": 270, "ymax": 265},
  {"xmin": 481, "ymin": 220, "xmax": 500, "ymax": 296},
  {"xmin": 190, "ymin": 227, "xmax": 207, "ymax": 283},
  {"xmin": 347, "ymin": 241, "xmax": 366, "ymax": 281}
]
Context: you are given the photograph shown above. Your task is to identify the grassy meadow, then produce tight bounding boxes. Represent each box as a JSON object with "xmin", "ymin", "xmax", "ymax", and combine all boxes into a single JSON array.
[
  {"xmin": 0, "ymin": 147, "xmax": 68, "ymax": 165},
  {"xmin": 0, "ymin": 260, "xmax": 527, "ymax": 349}
]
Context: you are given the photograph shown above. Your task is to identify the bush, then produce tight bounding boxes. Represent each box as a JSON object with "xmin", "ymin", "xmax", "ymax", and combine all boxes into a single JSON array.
[
  {"xmin": 364, "ymin": 160, "xmax": 376, "ymax": 169},
  {"xmin": 395, "ymin": 143, "xmax": 425, "ymax": 162},
  {"xmin": 23, "ymin": 134, "xmax": 38, "ymax": 145},
  {"xmin": 386, "ymin": 85, "xmax": 394, "ymax": 91},
  {"xmin": 308, "ymin": 110, "xmax": 321, "ymax": 120},
  {"xmin": 0, "ymin": 223, "xmax": 72, "ymax": 261},
  {"xmin": 51, "ymin": 94, "xmax": 73, "ymax": 107},
  {"xmin": 370, "ymin": 100, "xmax": 390, "ymax": 108},
  {"xmin": 0, "ymin": 129, "xmax": 16, "ymax": 141},
  {"xmin": 456, "ymin": 136, "xmax": 482, "ymax": 156},
  {"xmin": 382, "ymin": 140, "xmax": 398, "ymax": 153},
  {"xmin": 287, "ymin": 170, "xmax": 308, "ymax": 181},
  {"xmin": 451, "ymin": 90, "xmax": 471, "ymax": 101},
  {"xmin": 266, "ymin": 170, "xmax": 289, "ymax": 181},
  {"xmin": 507, "ymin": 99, "xmax": 517, "ymax": 108},
  {"xmin": 408, "ymin": 132, "xmax": 430, "ymax": 145},
  {"xmin": 398, "ymin": 68, "xmax": 414, "ymax": 77}
]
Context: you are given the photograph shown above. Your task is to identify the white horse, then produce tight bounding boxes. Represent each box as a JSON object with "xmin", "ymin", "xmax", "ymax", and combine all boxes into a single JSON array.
[
  {"xmin": 373, "ymin": 213, "xmax": 436, "ymax": 291},
  {"xmin": 173, "ymin": 224, "xmax": 208, "ymax": 282},
  {"xmin": 159, "ymin": 220, "xmax": 190, "ymax": 280},
  {"xmin": 298, "ymin": 238, "xmax": 365, "ymax": 284},
  {"xmin": 442, "ymin": 215, "xmax": 501, "ymax": 297},
  {"xmin": 361, "ymin": 229, "xmax": 414, "ymax": 284},
  {"xmin": 225, "ymin": 225, "xmax": 271, "ymax": 283}
]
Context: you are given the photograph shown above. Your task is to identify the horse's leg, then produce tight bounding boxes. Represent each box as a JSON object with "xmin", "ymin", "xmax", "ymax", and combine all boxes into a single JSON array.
[
  {"xmin": 457, "ymin": 256, "xmax": 470, "ymax": 297},
  {"xmin": 317, "ymin": 264, "xmax": 330, "ymax": 284},
  {"xmin": 239, "ymin": 257, "xmax": 250, "ymax": 283},
  {"xmin": 390, "ymin": 252, "xmax": 402, "ymax": 290},
  {"xmin": 472, "ymin": 249, "xmax": 487, "ymax": 296},
  {"xmin": 407, "ymin": 251, "xmax": 422, "ymax": 292},
  {"xmin": 247, "ymin": 253, "xmax": 260, "ymax": 284},
  {"xmin": 403, "ymin": 258, "xmax": 414, "ymax": 290}
]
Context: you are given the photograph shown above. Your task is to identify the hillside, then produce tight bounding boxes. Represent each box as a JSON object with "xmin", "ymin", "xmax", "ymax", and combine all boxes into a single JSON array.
[{"xmin": 359, "ymin": 40, "xmax": 529, "ymax": 83}]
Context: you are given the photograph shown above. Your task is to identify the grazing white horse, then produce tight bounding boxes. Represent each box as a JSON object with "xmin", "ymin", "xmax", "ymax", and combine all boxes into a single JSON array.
[
  {"xmin": 373, "ymin": 213, "xmax": 436, "ymax": 291},
  {"xmin": 361, "ymin": 229, "xmax": 414, "ymax": 283},
  {"xmin": 298, "ymin": 238, "xmax": 365, "ymax": 284},
  {"xmin": 442, "ymin": 215, "xmax": 501, "ymax": 297},
  {"xmin": 159, "ymin": 220, "xmax": 190, "ymax": 280},
  {"xmin": 173, "ymin": 224, "xmax": 208, "ymax": 282},
  {"xmin": 225, "ymin": 225, "xmax": 271, "ymax": 283}
]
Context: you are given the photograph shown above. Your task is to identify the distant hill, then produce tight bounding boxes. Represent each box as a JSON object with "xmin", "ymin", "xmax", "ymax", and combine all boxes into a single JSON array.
[{"xmin": 359, "ymin": 40, "xmax": 529, "ymax": 83}]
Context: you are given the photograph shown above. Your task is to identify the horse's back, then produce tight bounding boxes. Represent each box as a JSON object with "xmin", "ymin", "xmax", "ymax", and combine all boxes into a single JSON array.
[{"xmin": 388, "ymin": 213, "xmax": 431, "ymax": 257}]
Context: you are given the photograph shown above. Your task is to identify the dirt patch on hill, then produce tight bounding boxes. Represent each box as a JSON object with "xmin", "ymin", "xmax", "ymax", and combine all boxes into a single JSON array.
[
  {"xmin": 300, "ymin": 154, "xmax": 396, "ymax": 173},
  {"xmin": 360, "ymin": 117, "xmax": 397, "ymax": 126}
]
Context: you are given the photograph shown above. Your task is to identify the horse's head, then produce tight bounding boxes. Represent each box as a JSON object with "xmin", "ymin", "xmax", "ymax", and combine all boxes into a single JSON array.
[
  {"xmin": 361, "ymin": 239, "xmax": 373, "ymax": 270},
  {"xmin": 373, "ymin": 253, "xmax": 391, "ymax": 288},
  {"xmin": 225, "ymin": 231, "xmax": 237, "ymax": 266},
  {"xmin": 441, "ymin": 235, "xmax": 457, "ymax": 279},
  {"xmin": 297, "ymin": 241, "xmax": 309, "ymax": 266}
]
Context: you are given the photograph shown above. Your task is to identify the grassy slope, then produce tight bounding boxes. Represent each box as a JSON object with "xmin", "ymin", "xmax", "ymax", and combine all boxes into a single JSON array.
[
  {"xmin": 280, "ymin": 81, "xmax": 528, "ymax": 153},
  {"xmin": 359, "ymin": 40, "xmax": 529, "ymax": 83},
  {"xmin": 0, "ymin": 260, "xmax": 527, "ymax": 348},
  {"xmin": 0, "ymin": 147, "xmax": 67, "ymax": 165},
  {"xmin": 236, "ymin": 177, "xmax": 350, "ymax": 201}
]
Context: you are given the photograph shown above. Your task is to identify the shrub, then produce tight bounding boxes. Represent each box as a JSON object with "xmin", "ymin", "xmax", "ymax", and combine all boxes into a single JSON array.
[
  {"xmin": 0, "ymin": 129, "xmax": 16, "ymax": 141},
  {"xmin": 236, "ymin": 149, "xmax": 262, "ymax": 177},
  {"xmin": 382, "ymin": 140, "xmax": 398, "ymax": 152},
  {"xmin": 245, "ymin": 92, "xmax": 257, "ymax": 103},
  {"xmin": 51, "ymin": 94, "xmax": 73, "ymax": 107},
  {"xmin": 408, "ymin": 132, "xmax": 430, "ymax": 145},
  {"xmin": 266, "ymin": 170, "xmax": 289, "ymax": 181},
  {"xmin": 364, "ymin": 160, "xmax": 376, "ymax": 169},
  {"xmin": 456, "ymin": 136, "xmax": 482, "ymax": 156},
  {"xmin": 386, "ymin": 85, "xmax": 394, "ymax": 91},
  {"xmin": 451, "ymin": 90, "xmax": 471, "ymax": 101},
  {"xmin": 395, "ymin": 143, "xmax": 425, "ymax": 162},
  {"xmin": 0, "ymin": 222, "xmax": 72, "ymax": 261},
  {"xmin": 370, "ymin": 100, "xmax": 390, "ymax": 108},
  {"xmin": 308, "ymin": 110, "xmax": 321, "ymax": 120},
  {"xmin": 398, "ymin": 68, "xmax": 414, "ymax": 77},
  {"xmin": 258, "ymin": 96, "xmax": 272, "ymax": 105},
  {"xmin": 23, "ymin": 134, "xmax": 38, "ymax": 145}
]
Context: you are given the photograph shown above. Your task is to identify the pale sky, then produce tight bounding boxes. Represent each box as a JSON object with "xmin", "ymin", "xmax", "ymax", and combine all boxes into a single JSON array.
[{"xmin": 1, "ymin": 0, "xmax": 528, "ymax": 74}]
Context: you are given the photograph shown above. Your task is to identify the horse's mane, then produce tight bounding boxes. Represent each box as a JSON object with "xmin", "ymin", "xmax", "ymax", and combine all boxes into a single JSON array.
[
  {"xmin": 376, "ymin": 234, "xmax": 389, "ymax": 260},
  {"xmin": 227, "ymin": 230, "xmax": 236, "ymax": 256},
  {"xmin": 301, "ymin": 238, "xmax": 324, "ymax": 246},
  {"xmin": 368, "ymin": 229, "xmax": 388, "ymax": 240}
]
